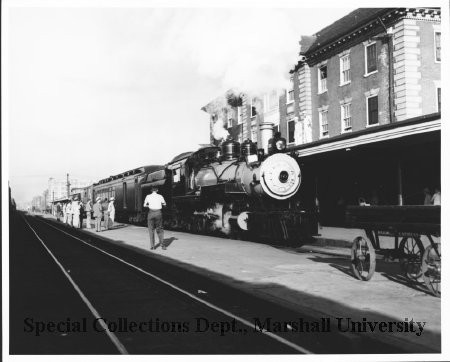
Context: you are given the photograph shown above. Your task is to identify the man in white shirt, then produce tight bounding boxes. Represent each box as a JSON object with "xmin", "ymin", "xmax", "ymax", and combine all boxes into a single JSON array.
[
  {"xmin": 143, "ymin": 186, "xmax": 166, "ymax": 250},
  {"xmin": 431, "ymin": 187, "xmax": 441, "ymax": 206}
]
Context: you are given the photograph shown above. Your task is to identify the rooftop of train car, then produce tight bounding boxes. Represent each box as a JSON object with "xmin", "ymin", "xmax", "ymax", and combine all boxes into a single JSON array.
[{"xmin": 94, "ymin": 165, "xmax": 164, "ymax": 185}]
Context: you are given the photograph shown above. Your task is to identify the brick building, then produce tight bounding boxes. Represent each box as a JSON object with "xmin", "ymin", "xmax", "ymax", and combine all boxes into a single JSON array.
[
  {"xmin": 31, "ymin": 195, "xmax": 45, "ymax": 212},
  {"xmin": 288, "ymin": 7, "xmax": 441, "ymax": 145},
  {"xmin": 201, "ymin": 90, "xmax": 265, "ymax": 146}
]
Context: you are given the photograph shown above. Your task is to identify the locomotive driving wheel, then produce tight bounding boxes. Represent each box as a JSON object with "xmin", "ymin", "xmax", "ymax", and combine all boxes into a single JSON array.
[
  {"xmin": 422, "ymin": 243, "xmax": 441, "ymax": 297},
  {"xmin": 350, "ymin": 236, "xmax": 376, "ymax": 281},
  {"xmin": 399, "ymin": 236, "xmax": 424, "ymax": 280}
]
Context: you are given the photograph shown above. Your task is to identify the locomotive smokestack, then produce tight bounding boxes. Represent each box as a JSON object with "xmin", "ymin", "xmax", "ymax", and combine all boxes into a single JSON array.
[{"xmin": 259, "ymin": 122, "xmax": 274, "ymax": 154}]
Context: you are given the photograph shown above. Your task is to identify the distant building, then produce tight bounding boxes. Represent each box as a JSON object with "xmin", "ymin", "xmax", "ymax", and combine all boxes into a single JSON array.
[
  {"xmin": 201, "ymin": 89, "xmax": 282, "ymax": 151},
  {"xmin": 43, "ymin": 189, "xmax": 50, "ymax": 210},
  {"xmin": 47, "ymin": 177, "xmax": 92, "ymax": 202},
  {"xmin": 31, "ymin": 195, "xmax": 45, "ymax": 212},
  {"xmin": 201, "ymin": 90, "xmax": 246, "ymax": 145}
]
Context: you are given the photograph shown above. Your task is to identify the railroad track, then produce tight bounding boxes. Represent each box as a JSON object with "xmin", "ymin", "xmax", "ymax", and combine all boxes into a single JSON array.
[{"xmin": 10, "ymin": 212, "xmax": 403, "ymax": 354}]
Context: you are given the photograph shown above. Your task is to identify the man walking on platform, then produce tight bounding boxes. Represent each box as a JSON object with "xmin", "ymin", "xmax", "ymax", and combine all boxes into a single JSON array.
[{"xmin": 143, "ymin": 186, "xmax": 166, "ymax": 250}]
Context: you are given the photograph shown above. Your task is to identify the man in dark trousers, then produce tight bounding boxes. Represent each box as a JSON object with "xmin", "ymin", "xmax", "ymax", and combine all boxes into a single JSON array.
[
  {"xmin": 93, "ymin": 197, "xmax": 103, "ymax": 232},
  {"xmin": 56, "ymin": 203, "xmax": 61, "ymax": 221},
  {"xmin": 102, "ymin": 197, "xmax": 109, "ymax": 231},
  {"xmin": 143, "ymin": 186, "xmax": 166, "ymax": 250}
]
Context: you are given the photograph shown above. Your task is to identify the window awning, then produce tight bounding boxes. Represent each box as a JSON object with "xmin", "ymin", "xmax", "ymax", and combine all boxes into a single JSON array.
[{"xmin": 294, "ymin": 116, "xmax": 440, "ymax": 158}]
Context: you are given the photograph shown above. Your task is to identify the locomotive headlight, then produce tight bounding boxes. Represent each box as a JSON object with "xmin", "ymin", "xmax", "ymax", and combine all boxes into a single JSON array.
[
  {"xmin": 260, "ymin": 153, "xmax": 301, "ymax": 200},
  {"xmin": 275, "ymin": 139, "xmax": 286, "ymax": 151}
]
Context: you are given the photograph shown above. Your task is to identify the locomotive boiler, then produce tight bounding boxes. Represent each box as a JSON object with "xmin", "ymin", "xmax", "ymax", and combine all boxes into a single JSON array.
[{"xmin": 194, "ymin": 140, "xmax": 301, "ymax": 200}]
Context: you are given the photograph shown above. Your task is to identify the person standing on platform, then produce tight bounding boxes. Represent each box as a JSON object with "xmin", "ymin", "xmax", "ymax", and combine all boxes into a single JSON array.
[
  {"xmin": 102, "ymin": 198, "xmax": 110, "ymax": 231},
  {"xmin": 108, "ymin": 197, "xmax": 116, "ymax": 229},
  {"xmin": 85, "ymin": 198, "xmax": 92, "ymax": 229},
  {"xmin": 56, "ymin": 203, "xmax": 61, "ymax": 221},
  {"xmin": 79, "ymin": 201, "xmax": 84, "ymax": 229},
  {"xmin": 423, "ymin": 188, "xmax": 432, "ymax": 205},
  {"xmin": 72, "ymin": 197, "xmax": 81, "ymax": 228},
  {"xmin": 62, "ymin": 202, "xmax": 67, "ymax": 223},
  {"xmin": 143, "ymin": 186, "xmax": 166, "ymax": 250},
  {"xmin": 66, "ymin": 200, "xmax": 73, "ymax": 226},
  {"xmin": 93, "ymin": 197, "xmax": 103, "ymax": 232},
  {"xmin": 431, "ymin": 187, "xmax": 441, "ymax": 205}
]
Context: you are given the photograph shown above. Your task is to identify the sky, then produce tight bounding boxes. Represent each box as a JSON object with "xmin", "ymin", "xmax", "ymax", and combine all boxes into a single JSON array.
[{"xmin": 5, "ymin": 2, "xmax": 354, "ymax": 204}]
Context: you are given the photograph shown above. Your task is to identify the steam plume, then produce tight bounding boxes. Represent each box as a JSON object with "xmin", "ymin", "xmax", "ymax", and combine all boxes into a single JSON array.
[{"xmin": 212, "ymin": 116, "xmax": 229, "ymax": 141}]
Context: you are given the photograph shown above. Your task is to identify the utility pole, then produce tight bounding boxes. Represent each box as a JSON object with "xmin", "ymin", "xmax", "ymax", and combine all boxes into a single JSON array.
[{"xmin": 66, "ymin": 173, "xmax": 71, "ymax": 199}]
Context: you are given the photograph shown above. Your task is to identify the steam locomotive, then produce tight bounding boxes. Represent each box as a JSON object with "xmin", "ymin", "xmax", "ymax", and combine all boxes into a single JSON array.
[{"xmin": 87, "ymin": 138, "xmax": 317, "ymax": 244}]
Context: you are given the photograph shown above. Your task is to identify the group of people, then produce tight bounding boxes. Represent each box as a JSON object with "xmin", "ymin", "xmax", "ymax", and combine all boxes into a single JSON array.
[
  {"xmin": 55, "ymin": 197, "xmax": 84, "ymax": 228},
  {"xmin": 53, "ymin": 186, "xmax": 166, "ymax": 252},
  {"xmin": 55, "ymin": 196, "xmax": 116, "ymax": 230},
  {"xmin": 91, "ymin": 196, "xmax": 116, "ymax": 232},
  {"xmin": 423, "ymin": 187, "xmax": 441, "ymax": 206}
]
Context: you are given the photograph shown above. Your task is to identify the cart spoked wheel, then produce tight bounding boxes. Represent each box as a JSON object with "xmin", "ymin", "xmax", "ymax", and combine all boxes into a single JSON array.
[
  {"xmin": 399, "ymin": 236, "xmax": 424, "ymax": 280},
  {"xmin": 351, "ymin": 236, "xmax": 376, "ymax": 281},
  {"xmin": 422, "ymin": 244, "xmax": 441, "ymax": 297}
]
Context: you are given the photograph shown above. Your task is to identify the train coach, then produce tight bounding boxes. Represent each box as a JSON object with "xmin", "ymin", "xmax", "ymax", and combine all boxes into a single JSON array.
[{"xmin": 92, "ymin": 165, "xmax": 164, "ymax": 224}]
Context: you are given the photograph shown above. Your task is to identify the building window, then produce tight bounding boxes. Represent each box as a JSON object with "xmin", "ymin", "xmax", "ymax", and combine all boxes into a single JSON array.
[
  {"xmin": 251, "ymin": 98, "xmax": 257, "ymax": 118},
  {"xmin": 287, "ymin": 76, "xmax": 294, "ymax": 103},
  {"xmin": 365, "ymin": 42, "xmax": 377, "ymax": 75},
  {"xmin": 319, "ymin": 110, "xmax": 329, "ymax": 138},
  {"xmin": 286, "ymin": 102, "xmax": 294, "ymax": 115},
  {"xmin": 340, "ymin": 54, "xmax": 350, "ymax": 85},
  {"xmin": 287, "ymin": 120, "xmax": 295, "ymax": 144},
  {"xmin": 318, "ymin": 65, "xmax": 327, "ymax": 93},
  {"xmin": 227, "ymin": 112, "xmax": 233, "ymax": 128},
  {"xmin": 437, "ymin": 87, "xmax": 441, "ymax": 112},
  {"xmin": 237, "ymin": 106, "xmax": 243, "ymax": 124},
  {"xmin": 341, "ymin": 103, "xmax": 352, "ymax": 132},
  {"xmin": 435, "ymin": 32, "xmax": 441, "ymax": 62},
  {"xmin": 367, "ymin": 95, "xmax": 378, "ymax": 126}
]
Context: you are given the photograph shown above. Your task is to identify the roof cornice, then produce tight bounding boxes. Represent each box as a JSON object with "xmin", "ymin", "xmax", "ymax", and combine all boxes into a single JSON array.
[{"xmin": 300, "ymin": 7, "xmax": 440, "ymax": 67}]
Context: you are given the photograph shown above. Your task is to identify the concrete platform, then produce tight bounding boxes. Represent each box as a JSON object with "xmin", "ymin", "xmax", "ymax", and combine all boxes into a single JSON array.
[{"xmin": 40, "ymin": 213, "xmax": 441, "ymax": 353}]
